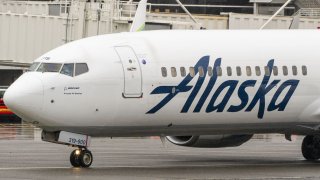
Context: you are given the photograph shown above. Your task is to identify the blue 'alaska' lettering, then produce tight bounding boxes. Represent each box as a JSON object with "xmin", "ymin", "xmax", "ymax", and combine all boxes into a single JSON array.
[
  {"xmin": 146, "ymin": 56, "xmax": 300, "ymax": 119},
  {"xmin": 245, "ymin": 60, "xmax": 281, "ymax": 119},
  {"xmin": 267, "ymin": 79, "xmax": 299, "ymax": 111},
  {"xmin": 206, "ymin": 80, "xmax": 238, "ymax": 113},
  {"xmin": 181, "ymin": 56, "xmax": 209, "ymax": 113},
  {"xmin": 227, "ymin": 80, "xmax": 256, "ymax": 112},
  {"xmin": 146, "ymin": 56, "xmax": 209, "ymax": 114},
  {"xmin": 194, "ymin": 58, "xmax": 221, "ymax": 112}
]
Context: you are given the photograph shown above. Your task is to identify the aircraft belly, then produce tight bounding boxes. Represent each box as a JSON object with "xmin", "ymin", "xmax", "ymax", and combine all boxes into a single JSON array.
[{"xmin": 41, "ymin": 122, "xmax": 319, "ymax": 137}]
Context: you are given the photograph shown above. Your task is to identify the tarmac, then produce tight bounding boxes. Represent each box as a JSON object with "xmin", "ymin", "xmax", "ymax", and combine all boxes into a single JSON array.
[{"xmin": 0, "ymin": 123, "xmax": 319, "ymax": 180}]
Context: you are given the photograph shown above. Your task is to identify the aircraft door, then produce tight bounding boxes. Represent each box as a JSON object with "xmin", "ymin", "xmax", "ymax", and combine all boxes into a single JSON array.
[{"xmin": 115, "ymin": 46, "xmax": 142, "ymax": 98}]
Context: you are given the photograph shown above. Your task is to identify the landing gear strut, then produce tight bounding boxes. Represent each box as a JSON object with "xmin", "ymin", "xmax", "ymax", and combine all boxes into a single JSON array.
[
  {"xmin": 302, "ymin": 135, "xmax": 320, "ymax": 161},
  {"xmin": 70, "ymin": 148, "xmax": 93, "ymax": 168}
]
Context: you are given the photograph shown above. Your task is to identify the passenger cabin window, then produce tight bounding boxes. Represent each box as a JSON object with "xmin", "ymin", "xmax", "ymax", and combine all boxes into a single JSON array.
[
  {"xmin": 171, "ymin": 67, "xmax": 177, "ymax": 77},
  {"xmin": 246, "ymin": 66, "xmax": 252, "ymax": 76},
  {"xmin": 283, "ymin": 66, "xmax": 288, "ymax": 76},
  {"xmin": 198, "ymin": 67, "xmax": 204, "ymax": 77},
  {"xmin": 208, "ymin": 67, "xmax": 213, "ymax": 77},
  {"xmin": 264, "ymin": 66, "xmax": 270, "ymax": 76},
  {"xmin": 161, "ymin": 67, "xmax": 167, "ymax": 77},
  {"xmin": 37, "ymin": 63, "xmax": 62, "ymax": 73},
  {"xmin": 236, "ymin": 66, "xmax": 241, "ymax": 76},
  {"xmin": 180, "ymin": 67, "xmax": 186, "ymax": 77},
  {"xmin": 60, "ymin": 63, "xmax": 74, "ymax": 77},
  {"xmin": 216, "ymin": 66, "xmax": 222, "ymax": 76},
  {"xmin": 227, "ymin": 66, "xmax": 232, "ymax": 76},
  {"xmin": 292, "ymin": 66, "xmax": 298, "ymax": 76},
  {"xmin": 273, "ymin": 66, "xmax": 278, "ymax": 76},
  {"xmin": 255, "ymin": 66, "xmax": 261, "ymax": 76},
  {"xmin": 302, "ymin": 65, "xmax": 307, "ymax": 76},
  {"xmin": 189, "ymin": 67, "xmax": 195, "ymax": 77},
  {"xmin": 75, "ymin": 63, "xmax": 89, "ymax": 76},
  {"xmin": 27, "ymin": 62, "xmax": 40, "ymax": 72}
]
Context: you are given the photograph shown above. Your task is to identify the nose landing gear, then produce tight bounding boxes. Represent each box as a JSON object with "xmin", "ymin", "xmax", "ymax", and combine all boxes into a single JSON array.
[
  {"xmin": 302, "ymin": 135, "xmax": 320, "ymax": 161},
  {"xmin": 70, "ymin": 148, "xmax": 93, "ymax": 168}
]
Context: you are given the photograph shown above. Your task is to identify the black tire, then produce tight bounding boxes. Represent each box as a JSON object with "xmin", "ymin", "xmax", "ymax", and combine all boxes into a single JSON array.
[
  {"xmin": 70, "ymin": 149, "xmax": 81, "ymax": 167},
  {"xmin": 79, "ymin": 150, "xmax": 93, "ymax": 168},
  {"xmin": 302, "ymin": 135, "xmax": 320, "ymax": 161}
]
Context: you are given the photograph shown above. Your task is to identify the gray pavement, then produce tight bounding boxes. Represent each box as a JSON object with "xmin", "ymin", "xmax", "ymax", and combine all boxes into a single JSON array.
[{"xmin": 0, "ymin": 124, "xmax": 319, "ymax": 180}]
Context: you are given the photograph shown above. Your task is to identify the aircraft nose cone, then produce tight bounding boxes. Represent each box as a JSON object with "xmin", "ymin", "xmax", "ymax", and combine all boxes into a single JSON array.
[{"xmin": 4, "ymin": 74, "xmax": 43, "ymax": 120}]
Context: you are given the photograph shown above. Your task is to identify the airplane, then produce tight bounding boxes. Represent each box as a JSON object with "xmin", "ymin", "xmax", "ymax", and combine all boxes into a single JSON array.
[
  {"xmin": 5, "ymin": 0, "xmax": 320, "ymax": 167},
  {"xmin": 3, "ymin": 29, "xmax": 320, "ymax": 168}
]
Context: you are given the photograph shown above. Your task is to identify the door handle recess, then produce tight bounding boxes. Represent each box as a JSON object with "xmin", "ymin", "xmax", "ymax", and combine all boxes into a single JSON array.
[{"xmin": 127, "ymin": 67, "xmax": 137, "ymax": 71}]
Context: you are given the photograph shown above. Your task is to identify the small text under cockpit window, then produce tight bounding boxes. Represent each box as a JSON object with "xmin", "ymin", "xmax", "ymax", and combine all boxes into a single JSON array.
[
  {"xmin": 37, "ymin": 63, "xmax": 62, "ymax": 73},
  {"xmin": 27, "ymin": 62, "xmax": 40, "ymax": 72},
  {"xmin": 75, "ymin": 63, "xmax": 89, "ymax": 76},
  {"xmin": 60, "ymin": 63, "xmax": 74, "ymax": 77}
]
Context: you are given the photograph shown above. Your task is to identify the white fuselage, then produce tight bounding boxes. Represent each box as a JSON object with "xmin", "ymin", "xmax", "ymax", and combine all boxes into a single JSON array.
[{"xmin": 4, "ymin": 30, "xmax": 320, "ymax": 137}]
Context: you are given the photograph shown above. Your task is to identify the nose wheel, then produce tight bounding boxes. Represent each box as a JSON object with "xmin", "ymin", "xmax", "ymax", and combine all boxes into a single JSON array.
[{"xmin": 70, "ymin": 148, "xmax": 93, "ymax": 168}]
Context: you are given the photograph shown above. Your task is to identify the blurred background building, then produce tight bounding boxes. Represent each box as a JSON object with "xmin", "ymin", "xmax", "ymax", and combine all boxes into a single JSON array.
[{"xmin": 0, "ymin": 0, "xmax": 319, "ymax": 85}]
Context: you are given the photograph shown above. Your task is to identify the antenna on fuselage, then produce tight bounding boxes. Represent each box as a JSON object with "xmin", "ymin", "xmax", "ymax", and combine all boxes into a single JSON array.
[{"xmin": 130, "ymin": 0, "xmax": 147, "ymax": 32}]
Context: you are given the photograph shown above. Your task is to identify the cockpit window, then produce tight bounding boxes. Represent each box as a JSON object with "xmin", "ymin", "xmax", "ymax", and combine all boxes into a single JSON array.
[
  {"xmin": 37, "ymin": 63, "xmax": 62, "ymax": 73},
  {"xmin": 75, "ymin": 63, "xmax": 89, "ymax": 76},
  {"xmin": 27, "ymin": 62, "xmax": 40, "ymax": 72},
  {"xmin": 60, "ymin": 63, "xmax": 74, "ymax": 77}
]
